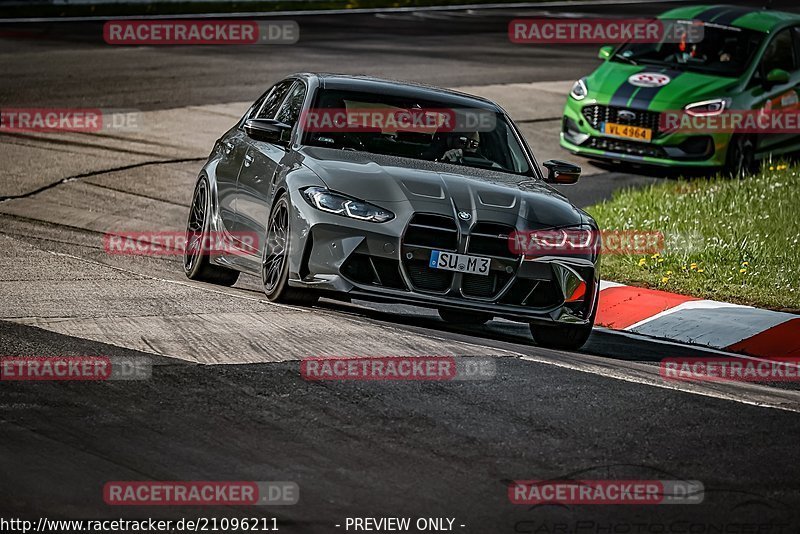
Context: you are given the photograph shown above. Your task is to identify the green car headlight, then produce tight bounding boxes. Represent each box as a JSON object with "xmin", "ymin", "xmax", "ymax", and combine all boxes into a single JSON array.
[
  {"xmin": 570, "ymin": 78, "xmax": 588, "ymax": 101},
  {"xmin": 301, "ymin": 186, "xmax": 395, "ymax": 223},
  {"xmin": 685, "ymin": 98, "xmax": 729, "ymax": 116}
]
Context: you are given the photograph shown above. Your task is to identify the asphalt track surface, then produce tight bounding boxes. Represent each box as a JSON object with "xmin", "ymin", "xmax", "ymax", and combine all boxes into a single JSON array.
[{"xmin": 2, "ymin": 1, "xmax": 800, "ymax": 532}]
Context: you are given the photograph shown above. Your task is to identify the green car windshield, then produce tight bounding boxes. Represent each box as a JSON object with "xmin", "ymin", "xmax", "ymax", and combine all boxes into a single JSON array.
[{"xmin": 613, "ymin": 22, "xmax": 765, "ymax": 77}]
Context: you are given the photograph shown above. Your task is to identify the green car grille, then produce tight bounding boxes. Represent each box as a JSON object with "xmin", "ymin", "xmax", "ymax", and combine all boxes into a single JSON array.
[{"xmin": 581, "ymin": 105, "xmax": 662, "ymax": 135}]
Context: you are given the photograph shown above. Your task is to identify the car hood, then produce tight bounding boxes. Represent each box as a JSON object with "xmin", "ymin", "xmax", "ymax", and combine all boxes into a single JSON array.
[
  {"xmin": 295, "ymin": 146, "xmax": 587, "ymax": 229},
  {"xmin": 588, "ymin": 62, "xmax": 739, "ymax": 110}
]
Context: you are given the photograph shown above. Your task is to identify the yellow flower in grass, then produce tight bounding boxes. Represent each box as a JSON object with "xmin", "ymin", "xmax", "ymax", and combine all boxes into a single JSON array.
[
  {"xmin": 651, "ymin": 253, "xmax": 660, "ymax": 260},
  {"xmin": 657, "ymin": 258, "xmax": 664, "ymax": 263},
  {"xmin": 666, "ymin": 270, "xmax": 673, "ymax": 276},
  {"xmin": 739, "ymin": 268, "xmax": 747, "ymax": 274},
  {"xmin": 638, "ymin": 258, "xmax": 647, "ymax": 267},
  {"xmin": 690, "ymin": 262, "xmax": 698, "ymax": 270},
  {"xmin": 661, "ymin": 277, "xmax": 669, "ymax": 284},
  {"xmin": 697, "ymin": 268, "xmax": 705, "ymax": 273}
]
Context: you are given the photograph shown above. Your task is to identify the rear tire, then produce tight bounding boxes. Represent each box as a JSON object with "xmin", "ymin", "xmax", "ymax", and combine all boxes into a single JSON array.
[
  {"xmin": 438, "ymin": 308, "xmax": 492, "ymax": 325},
  {"xmin": 261, "ymin": 194, "xmax": 319, "ymax": 305},
  {"xmin": 184, "ymin": 177, "xmax": 240, "ymax": 286}
]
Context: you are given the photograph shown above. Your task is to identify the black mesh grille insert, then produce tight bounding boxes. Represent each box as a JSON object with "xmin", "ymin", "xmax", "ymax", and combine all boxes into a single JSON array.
[
  {"xmin": 404, "ymin": 214, "xmax": 458, "ymax": 251},
  {"xmin": 468, "ymin": 222, "xmax": 517, "ymax": 259},
  {"xmin": 462, "ymin": 272, "xmax": 512, "ymax": 298},
  {"xmin": 407, "ymin": 260, "xmax": 452, "ymax": 291},
  {"xmin": 342, "ymin": 253, "xmax": 406, "ymax": 290},
  {"xmin": 403, "ymin": 214, "xmax": 458, "ymax": 292},
  {"xmin": 499, "ymin": 279, "xmax": 563, "ymax": 308},
  {"xmin": 582, "ymin": 104, "xmax": 661, "ymax": 133}
]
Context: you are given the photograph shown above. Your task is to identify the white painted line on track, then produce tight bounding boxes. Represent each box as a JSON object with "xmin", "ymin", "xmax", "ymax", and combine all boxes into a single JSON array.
[{"xmin": 516, "ymin": 349, "xmax": 800, "ymax": 414}]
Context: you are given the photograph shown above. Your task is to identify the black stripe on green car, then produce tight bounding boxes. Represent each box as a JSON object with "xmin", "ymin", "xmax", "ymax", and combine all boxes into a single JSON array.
[
  {"xmin": 690, "ymin": 5, "xmax": 756, "ymax": 27},
  {"xmin": 693, "ymin": 5, "xmax": 733, "ymax": 23},
  {"xmin": 708, "ymin": 7, "xmax": 754, "ymax": 26},
  {"xmin": 609, "ymin": 66, "xmax": 661, "ymax": 108},
  {"xmin": 609, "ymin": 77, "xmax": 640, "ymax": 107},
  {"xmin": 628, "ymin": 69, "xmax": 683, "ymax": 109}
]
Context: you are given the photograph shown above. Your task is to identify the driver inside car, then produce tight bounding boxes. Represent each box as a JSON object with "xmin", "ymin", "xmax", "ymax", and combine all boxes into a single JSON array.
[{"xmin": 438, "ymin": 132, "xmax": 501, "ymax": 168}]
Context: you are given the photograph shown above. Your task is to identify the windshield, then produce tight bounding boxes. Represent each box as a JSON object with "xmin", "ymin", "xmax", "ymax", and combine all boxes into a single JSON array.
[
  {"xmin": 613, "ymin": 21, "xmax": 765, "ymax": 77},
  {"xmin": 301, "ymin": 88, "xmax": 533, "ymax": 175}
]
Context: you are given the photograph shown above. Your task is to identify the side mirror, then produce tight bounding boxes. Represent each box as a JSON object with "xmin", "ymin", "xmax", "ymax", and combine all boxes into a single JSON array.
[
  {"xmin": 598, "ymin": 45, "xmax": 614, "ymax": 60},
  {"xmin": 244, "ymin": 118, "xmax": 292, "ymax": 145},
  {"xmin": 543, "ymin": 159, "xmax": 581, "ymax": 185},
  {"xmin": 766, "ymin": 68, "xmax": 790, "ymax": 85}
]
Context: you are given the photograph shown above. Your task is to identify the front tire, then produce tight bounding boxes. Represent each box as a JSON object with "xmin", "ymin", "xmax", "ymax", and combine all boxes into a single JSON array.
[
  {"xmin": 724, "ymin": 134, "xmax": 757, "ymax": 178},
  {"xmin": 261, "ymin": 194, "xmax": 318, "ymax": 305},
  {"xmin": 530, "ymin": 290, "xmax": 597, "ymax": 351},
  {"xmin": 529, "ymin": 322, "xmax": 593, "ymax": 351},
  {"xmin": 184, "ymin": 177, "xmax": 240, "ymax": 286}
]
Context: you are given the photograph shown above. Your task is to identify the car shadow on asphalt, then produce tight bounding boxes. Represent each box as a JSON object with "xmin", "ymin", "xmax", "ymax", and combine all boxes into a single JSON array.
[{"xmin": 313, "ymin": 297, "xmax": 726, "ymax": 364}]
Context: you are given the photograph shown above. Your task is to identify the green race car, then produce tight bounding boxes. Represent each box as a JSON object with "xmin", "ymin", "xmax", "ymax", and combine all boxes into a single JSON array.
[{"xmin": 561, "ymin": 5, "xmax": 800, "ymax": 175}]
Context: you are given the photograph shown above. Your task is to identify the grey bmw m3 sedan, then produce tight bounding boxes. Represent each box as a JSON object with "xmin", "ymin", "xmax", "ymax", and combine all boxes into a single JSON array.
[{"xmin": 185, "ymin": 73, "xmax": 600, "ymax": 350}]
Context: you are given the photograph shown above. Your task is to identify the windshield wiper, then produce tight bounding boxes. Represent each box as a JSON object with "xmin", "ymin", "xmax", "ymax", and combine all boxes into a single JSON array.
[{"xmin": 613, "ymin": 54, "xmax": 638, "ymax": 66}]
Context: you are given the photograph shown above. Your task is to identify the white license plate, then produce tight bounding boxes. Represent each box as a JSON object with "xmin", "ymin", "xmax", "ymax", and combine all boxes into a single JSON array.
[{"xmin": 429, "ymin": 250, "xmax": 491, "ymax": 276}]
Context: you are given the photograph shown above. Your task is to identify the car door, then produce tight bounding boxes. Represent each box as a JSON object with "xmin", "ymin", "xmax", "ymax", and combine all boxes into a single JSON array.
[
  {"xmin": 222, "ymin": 79, "xmax": 293, "ymax": 247},
  {"xmin": 235, "ymin": 80, "xmax": 307, "ymax": 252},
  {"xmin": 215, "ymin": 84, "xmax": 285, "ymax": 235},
  {"xmin": 745, "ymin": 27, "xmax": 800, "ymax": 152},
  {"xmin": 215, "ymin": 128, "xmax": 250, "ymax": 234}
]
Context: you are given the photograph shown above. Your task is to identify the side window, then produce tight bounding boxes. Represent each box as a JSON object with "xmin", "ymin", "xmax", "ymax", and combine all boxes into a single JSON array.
[
  {"xmin": 245, "ymin": 92, "xmax": 269, "ymax": 121},
  {"xmin": 275, "ymin": 81, "xmax": 307, "ymax": 128},
  {"xmin": 256, "ymin": 80, "xmax": 294, "ymax": 119},
  {"xmin": 760, "ymin": 29, "xmax": 796, "ymax": 77}
]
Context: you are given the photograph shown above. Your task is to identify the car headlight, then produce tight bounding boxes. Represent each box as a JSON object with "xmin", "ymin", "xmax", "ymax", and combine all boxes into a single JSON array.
[
  {"xmin": 516, "ymin": 226, "xmax": 598, "ymax": 256},
  {"xmin": 684, "ymin": 98, "xmax": 729, "ymax": 116},
  {"xmin": 536, "ymin": 227, "xmax": 595, "ymax": 249},
  {"xmin": 301, "ymin": 186, "xmax": 395, "ymax": 223},
  {"xmin": 570, "ymin": 78, "xmax": 588, "ymax": 101}
]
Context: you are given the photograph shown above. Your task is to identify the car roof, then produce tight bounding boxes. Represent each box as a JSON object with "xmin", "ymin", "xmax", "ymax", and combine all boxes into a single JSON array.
[
  {"xmin": 293, "ymin": 73, "xmax": 503, "ymax": 112},
  {"xmin": 660, "ymin": 5, "xmax": 800, "ymax": 33}
]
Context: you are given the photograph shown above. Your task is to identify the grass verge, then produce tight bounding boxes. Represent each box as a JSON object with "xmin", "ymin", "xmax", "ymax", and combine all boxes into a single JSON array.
[{"xmin": 586, "ymin": 163, "xmax": 800, "ymax": 311}]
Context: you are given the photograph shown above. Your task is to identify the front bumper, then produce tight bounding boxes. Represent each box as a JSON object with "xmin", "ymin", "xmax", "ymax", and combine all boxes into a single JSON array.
[
  {"xmin": 288, "ymin": 194, "xmax": 599, "ymax": 326},
  {"xmin": 560, "ymin": 100, "xmax": 731, "ymax": 168}
]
